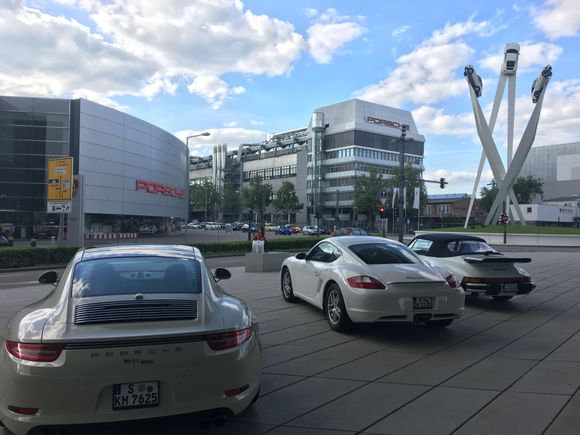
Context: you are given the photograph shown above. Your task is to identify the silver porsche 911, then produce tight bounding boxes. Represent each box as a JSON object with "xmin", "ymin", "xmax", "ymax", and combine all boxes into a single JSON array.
[
  {"xmin": 0, "ymin": 245, "xmax": 261, "ymax": 435},
  {"xmin": 280, "ymin": 236, "xmax": 464, "ymax": 332},
  {"xmin": 408, "ymin": 233, "xmax": 536, "ymax": 301}
]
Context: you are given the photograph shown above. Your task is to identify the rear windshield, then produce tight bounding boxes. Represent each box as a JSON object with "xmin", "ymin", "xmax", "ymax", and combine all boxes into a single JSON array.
[
  {"xmin": 349, "ymin": 243, "xmax": 420, "ymax": 265},
  {"xmin": 72, "ymin": 257, "xmax": 202, "ymax": 298},
  {"xmin": 446, "ymin": 240, "xmax": 498, "ymax": 256}
]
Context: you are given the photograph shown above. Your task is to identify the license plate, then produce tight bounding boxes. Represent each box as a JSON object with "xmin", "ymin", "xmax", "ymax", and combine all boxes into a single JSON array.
[
  {"xmin": 413, "ymin": 297, "xmax": 433, "ymax": 310},
  {"xmin": 113, "ymin": 381, "xmax": 159, "ymax": 410},
  {"xmin": 501, "ymin": 283, "xmax": 519, "ymax": 294}
]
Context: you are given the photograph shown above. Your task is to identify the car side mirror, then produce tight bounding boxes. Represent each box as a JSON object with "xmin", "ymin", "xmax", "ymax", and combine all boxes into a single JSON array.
[
  {"xmin": 214, "ymin": 267, "xmax": 231, "ymax": 281},
  {"xmin": 295, "ymin": 252, "xmax": 306, "ymax": 260},
  {"xmin": 38, "ymin": 271, "xmax": 58, "ymax": 285}
]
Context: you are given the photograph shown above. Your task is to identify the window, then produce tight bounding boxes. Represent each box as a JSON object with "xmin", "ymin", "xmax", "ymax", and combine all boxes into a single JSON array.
[
  {"xmin": 426, "ymin": 205, "xmax": 432, "ymax": 214},
  {"xmin": 349, "ymin": 243, "xmax": 419, "ymax": 264},
  {"xmin": 408, "ymin": 238, "xmax": 433, "ymax": 255},
  {"xmin": 446, "ymin": 240, "xmax": 497, "ymax": 256},
  {"xmin": 72, "ymin": 257, "xmax": 202, "ymax": 297},
  {"xmin": 527, "ymin": 207, "xmax": 532, "ymax": 213},
  {"xmin": 307, "ymin": 242, "xmax": 341, "ymax": 263}
]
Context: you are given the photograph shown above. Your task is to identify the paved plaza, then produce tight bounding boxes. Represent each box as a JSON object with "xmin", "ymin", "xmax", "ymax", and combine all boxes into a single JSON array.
[{"xmin": 1, "ymin": 250, "xmax": 580, "ymax": 434}]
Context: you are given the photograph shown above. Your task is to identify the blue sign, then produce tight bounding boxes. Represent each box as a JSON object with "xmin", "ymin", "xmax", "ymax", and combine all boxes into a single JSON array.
[{"xmin": 380, "ymin": 189, "xmax": 388, "ymax": 198}]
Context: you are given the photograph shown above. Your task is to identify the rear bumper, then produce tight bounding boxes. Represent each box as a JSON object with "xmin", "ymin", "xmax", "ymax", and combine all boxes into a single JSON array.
[
  {"xmin": 343, "ymin": 285, "xmax": 465, "ymax": 324},
  {"xmin": 0, "ymin": 335, "xmax": 261, "ymax": 435},
  {"xmin": 463, "ymin": 282, "xmax": 536, "ymax": 296}
]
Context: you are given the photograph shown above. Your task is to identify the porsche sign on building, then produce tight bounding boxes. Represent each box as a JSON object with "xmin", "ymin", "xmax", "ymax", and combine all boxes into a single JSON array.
[{"xmin": 0, "ymin": 96, "xmax": 188, "ymax": 245}]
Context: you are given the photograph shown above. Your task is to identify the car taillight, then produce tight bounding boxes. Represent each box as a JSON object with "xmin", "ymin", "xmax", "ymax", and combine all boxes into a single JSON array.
[
  {"xmin": 5, "ymin": 341, "xmax": 64, "ymax": 362},
  {"xmin": 445, "ymin": 274, "xmax": 460, "ymax": 288},
  {"xmin": 206, "ymin": 327, "xmax": 254, "ymax": 351},
  {"xmin": 347, "ymin": 275, "xmax": 386, "ymax": 289}
]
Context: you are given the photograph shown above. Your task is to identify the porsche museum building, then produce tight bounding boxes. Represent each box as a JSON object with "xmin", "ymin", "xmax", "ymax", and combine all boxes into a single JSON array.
[
  {"xmin": 0, "ymin": 96, "xmax": 188, "ymax": 246},
  {"xmin": 189, "ymin": 99, "xmax": 425, "ymax": 227}
]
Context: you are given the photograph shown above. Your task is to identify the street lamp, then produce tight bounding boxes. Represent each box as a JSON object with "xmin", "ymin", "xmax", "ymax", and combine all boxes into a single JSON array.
[{"xmin": 184, "ymin": 132, "xmax": 210, "ymax": 243}]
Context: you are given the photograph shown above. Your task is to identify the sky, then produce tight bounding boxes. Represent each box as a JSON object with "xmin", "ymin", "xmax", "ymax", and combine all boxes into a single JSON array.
[{"xmin": 2, "ymin": 0, "xmax": 580, "ymax": 195}]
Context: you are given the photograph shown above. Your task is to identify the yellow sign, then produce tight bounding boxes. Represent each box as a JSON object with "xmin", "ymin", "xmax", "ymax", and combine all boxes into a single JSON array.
[{"xmin": 47, "ymin": 157, "xmax": 73, "ymax": 201}]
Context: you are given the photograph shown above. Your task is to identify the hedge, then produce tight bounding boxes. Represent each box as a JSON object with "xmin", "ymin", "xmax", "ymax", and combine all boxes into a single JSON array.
[{"xmin": 0, "ymin": 237, "xmax": 325, "ymax": 269}]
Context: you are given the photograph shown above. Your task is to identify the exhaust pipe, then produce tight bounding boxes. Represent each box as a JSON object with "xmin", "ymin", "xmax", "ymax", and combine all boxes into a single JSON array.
[
  {"xmin": 199, "ymin": 413, "xmax": 227, "ymax": 429},
  {"xmin": 213, "ymin": 415, "xmax": 227, "ymax": 427}
]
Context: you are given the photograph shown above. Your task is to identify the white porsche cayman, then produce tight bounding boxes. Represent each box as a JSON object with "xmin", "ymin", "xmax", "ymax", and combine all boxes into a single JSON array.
[
  {"xmin": 280, "ymin": 236, "xmax": 464, "ymax": 331},
  {"xmin": 0, "ymin": 245, "xmax": 261, "ymax": 435}
]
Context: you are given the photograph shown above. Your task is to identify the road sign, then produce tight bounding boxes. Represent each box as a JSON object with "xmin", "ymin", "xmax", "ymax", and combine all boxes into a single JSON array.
[
  {"xmin": 500, "ymin": 214, "xmax": 510, "ymax": 224},
  {"xmin": 47, "ymin": 157, "xmax": 73, "ymax": 213},
  {"xmin": 380, "ymin": 197, "xmax": 387, "ymax": 206},
  {"xmin": 380, "ymin": 189, "xmax": 388, "ymax": 198}
]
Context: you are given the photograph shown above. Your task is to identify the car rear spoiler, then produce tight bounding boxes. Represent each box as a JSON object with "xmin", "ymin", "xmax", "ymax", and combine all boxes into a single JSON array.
[{"xmin": 463, "ymin": 256, "xmax": 531, "ymax": 264}]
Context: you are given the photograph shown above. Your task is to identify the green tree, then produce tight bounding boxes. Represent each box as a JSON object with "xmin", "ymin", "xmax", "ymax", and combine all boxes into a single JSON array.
[
  {"xmin": 354, "ymin": 168, "xmax": 386, "ymax": 230},
  {"xmin": 222, "ymin": 184, "xmax": 241, "ymax": 220},
  {"xmin": 243, "ymin": 176, "xmax": 273, "ymax": 224},
  {"xmin": 189, "ymin": 180, "xmax": 219, "ymax": 221},
  {"xmin": 479, "ymin": 176, "xmax": 543, "ymax": 211},
  {"xmin": 272, "ymin": 181, "xmax": 304, "ymax": 223}
]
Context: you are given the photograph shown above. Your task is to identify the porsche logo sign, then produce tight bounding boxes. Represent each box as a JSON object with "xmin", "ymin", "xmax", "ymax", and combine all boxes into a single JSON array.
[{"xmin": 135, "ymin": 180, "xmax": 184, "ymax": 199}]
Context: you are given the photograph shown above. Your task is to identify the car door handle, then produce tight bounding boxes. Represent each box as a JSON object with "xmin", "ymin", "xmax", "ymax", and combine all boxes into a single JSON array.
[{"xmin": 313, "ymin": 271, "xmax": 320, "ymax": 277}]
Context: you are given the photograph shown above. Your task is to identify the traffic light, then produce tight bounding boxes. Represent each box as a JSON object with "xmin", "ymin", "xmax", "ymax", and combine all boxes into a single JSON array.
[
  {"xmin": 379, "ymin": 206, "xmax": 385, "ymax": 218},
  {"xmin": 394, "ymin": 207, "xmax": 399, "ymax": 218},
  {"xmin": 439, "ymin": 177, "xmax": 447, "ymax": 189}
]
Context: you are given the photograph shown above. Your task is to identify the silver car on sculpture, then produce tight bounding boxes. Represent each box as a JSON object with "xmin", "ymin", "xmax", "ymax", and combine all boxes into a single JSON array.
[
  {"xmin": 280, "ymin": 236, "xmax": 464, "ymax": 332},
  {"xmin": 0, "ymin": 245, "xmax": 261, "ymax": 435}
]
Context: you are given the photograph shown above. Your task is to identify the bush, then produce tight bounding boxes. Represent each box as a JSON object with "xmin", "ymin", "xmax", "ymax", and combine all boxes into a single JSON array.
[
  {"xmin": 0, "ymin": 237, "xmax": 326, "ymax": 269},
  {"xmin": 0, "ymin": 246, "xmax": 79, "ymax": 269}
]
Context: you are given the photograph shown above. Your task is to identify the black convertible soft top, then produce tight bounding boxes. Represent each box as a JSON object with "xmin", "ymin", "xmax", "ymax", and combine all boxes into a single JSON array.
[{"xmin": 409, "ymin": 233, "xmax": 489, "ymax": 257}]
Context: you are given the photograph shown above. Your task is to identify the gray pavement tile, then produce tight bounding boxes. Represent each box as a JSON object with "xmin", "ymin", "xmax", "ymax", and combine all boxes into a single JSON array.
[
  {"xmin": 289, "ymin": 382, "xmax": 428, "ymax": 432},
  {"xmin": 260, "ymin": 321, "xmax": 331, "ymax": 347},
  {"xmin": 262, "ymin": 344, "xmax": 321, "ymax": 368},
  {"xmin": 544, "ymin": 391, "xmax": 580, "ymax": 435},
  {"xmin": 443, "ymin": 357, "xmax": 537, "ymax": 390},
  {"xmin": 260, "ymin": 313, "xmax": 323, "ymax": 334},
  {"xmin": 265, "ymin": 343, "xmax": 375, "ymax": 376},
  {"xmin": 548, "ymin": 332, "xmax": 580, "ymax": 361},
  {"xmin": 289, "ymin": 329, "xmax": 359, "ymax": 349},
  {"xmin": 509, "ymin": 360, "xmax": 580, "ymax": 395},
  {"xmin": 260, "ymin": 373, "xmax": 306, "ymax": 395},
  {"xmin": 317, "ymin": 350, "xmax": 425, "ymax": 381},
  {"xmin": 365, "ymin": 386, "xmax": 498, "ymax": 435},
  {"xmin": 477, "ymin": 319, "xmax": 539, "ymax": 341},
  {"xmin": 453, "ymin": 392, "xmax": 569, "ymax": 435},
  {"xmin": 267, "ymin": 427, "xmax": 355, "ymax": 435},
  {"xmin": 190, "ymin": 421, "xmax": 274, "ymax": 435},
  {"xmin": 233, "ymin": 377, "xmax": 364, "ymax": 425}
]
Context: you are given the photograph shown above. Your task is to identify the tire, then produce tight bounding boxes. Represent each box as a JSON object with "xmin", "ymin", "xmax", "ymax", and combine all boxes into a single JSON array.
[
  {"xmin": 426, "ymin": 319, "xmax": 453, "ymax": 328},
  {"xmin": 493, "ymin": 296, "xmax": 513, "ymax": 302},
  {"xmin": 281, "ymin": 268, "xmax": 298, "ymax": 303},
  {"xmin": 324, "ymin": 284, "xmax": 352, "ymax": 332}
]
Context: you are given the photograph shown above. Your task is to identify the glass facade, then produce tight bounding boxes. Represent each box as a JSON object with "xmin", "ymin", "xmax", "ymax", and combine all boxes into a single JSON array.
[{"xmin": 0, "ymin": 97, "xmax": 71, "ymax": 239}]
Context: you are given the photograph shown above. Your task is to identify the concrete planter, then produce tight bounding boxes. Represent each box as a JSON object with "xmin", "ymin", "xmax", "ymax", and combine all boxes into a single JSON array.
[{"xmin": 245, "ymin": 252, "xmax": 294, "ymax": 272}]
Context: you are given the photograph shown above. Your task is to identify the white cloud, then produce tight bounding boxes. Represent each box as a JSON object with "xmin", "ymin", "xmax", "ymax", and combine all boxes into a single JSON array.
[
  {"xmin": 174, "ymin": 127, "xmax": 268, "ymax": 157},
  {"xmin": 413, "ymin": 106, "xmax": 475, "ymax": 136},
  {"xmin": 424, "ymin": 168, "xmax": 494, "ymax": 185},
  {"xmin": 356, "ymin": 18, "xmax": 495, "ymax": 106},
  {"xmin": 480, "ymin": 41, "xmax": 563, "ymax": 73},
  {"xmin": 224, "ymin": 121, "xmax": 238, "ymax": 127},
  {"xmin": 532, "ymin": 0, "xmax": 580, "ymax": 39},
  {"xmin": 392, "ymin": 25, "xmax": 410, "ymax": 38},
  {"xmin": 305, "ymin": 8, "xmax": 318, "ymax": 18},
  {"xmin": 306, "ymin": 8, "xmax": 366, "ymax": 64},
  {"xmin": 249, "ymin": 119, "xmax": 264, "ymax": 126},
  {"xmin": 0, "ymin": 0, "xmax": 305, "ymax": 107},
  {"xmin": 187, "ymin": 75, "xmax": 245, "ymax": 109}
]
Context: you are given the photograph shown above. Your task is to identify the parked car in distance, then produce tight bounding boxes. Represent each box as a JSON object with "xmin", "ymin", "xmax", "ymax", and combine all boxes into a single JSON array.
[
  {"xmin": 302, "ymin": 225, "xmax": 319, "ymax": 236},
  {"xmin": 335, "ymin": 227, "xmax": 368, "ymax": 236},
  {"xmin": 138, "ymin": 225, "xmax": 158, "ymax": 235},
  {"xmin": 275, "ymin": 226, "xmax": 292, "ymax": 236},
  {"xmin": 232, "ymin": 222, "xmax": 243, "ymax": 231},
  {"xmin": 0, "ymin": 244, "xmax": 261, "ymax": 435},
  {"xmin": 187, "ymin": 222, "xmax": 202, "ymax": 229},
  {"xmin": 280, "ymin": 236, "xmax": 464, "ymax": 331},
  {"xmin": 241, "ymin": 223, "xmax": 259, "ymax": 233},
  {"xmin": 408, "ymin": 233, "xmax": 535, "ymax": 302},
  {"xmin": 265, "ymin": 223, "xmax": 278, "ymax": 232},
  {"xmin": 502, "ymin": 42, "xmax": 520, "ymax": 75},
  {"xmin": 0, "ymin": 235, "xmax": 8, "ymax": 247},
  {"xmin": 318, "ymin": 226, "xmax": 331, "ymax": 235},
  {"xmin": 284, "ymin": 224, "xmax": 301, "ymax": 234}
]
